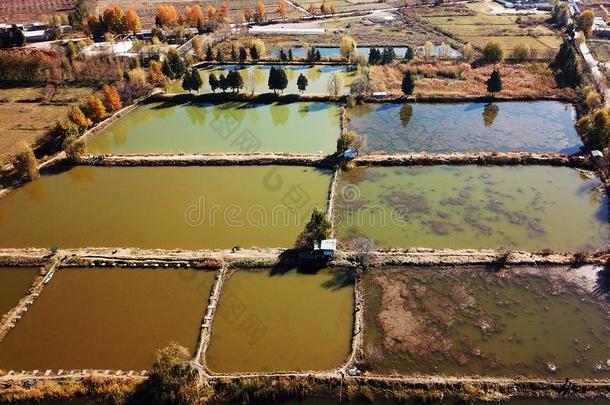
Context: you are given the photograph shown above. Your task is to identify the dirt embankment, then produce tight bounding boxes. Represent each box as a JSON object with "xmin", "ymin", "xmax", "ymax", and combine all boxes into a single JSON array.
[
  {"xmin": 75, "ymin": 151, "xmax": 591, "ymax": 169},
  {"xmin": 356, "ymin": 152, "xmax": 592, "ymax": 168},
  {"xmin": 77, "ymin": 153, "xmax": 338, "ymax": 167}
]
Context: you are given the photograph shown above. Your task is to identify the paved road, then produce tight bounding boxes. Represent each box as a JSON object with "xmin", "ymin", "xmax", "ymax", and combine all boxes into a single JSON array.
[{"xmin": 579, "ymin": 38, "xmax": 610, "ymax": 105}]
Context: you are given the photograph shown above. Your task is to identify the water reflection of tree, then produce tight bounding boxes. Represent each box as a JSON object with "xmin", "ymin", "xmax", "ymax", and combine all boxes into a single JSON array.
[
  {"xmin": 66, "ymin": 166, "xmax": 95, "ymax": 183},
  {"xmin": 348, "ymin": 103, "xmax": 374, "ymax": 118},
  {"xmin": 399, "ymin": 104, "xmax": 413, "ymax": 128},
  {"xmin": 185, "ymin": 105, "xmax": 207, "ymax": 126},
  {"xmin": 342, "ymin": 167, "xmax": 367, "ymax": 184},
  {"xmin": 482, "ymin": 103, "xmax": 499, "ymax": 128},
  {"xmin": 22, "ymin": 178, "xmax": 47, "ymax": 203},
  {"xmin": 271, "ymin": 103, "xmax": 290, "ymax": 126},
  {"xmin": 111, "ymin": 121, "xmax": 129, "ymax": 148},
  {"xmin": 298, "ymin": 103, "xmax": 309, "ymax": 119},
  {"xmin": 307, "ymin": 66, "xmax": 322, "ymax": 82}
]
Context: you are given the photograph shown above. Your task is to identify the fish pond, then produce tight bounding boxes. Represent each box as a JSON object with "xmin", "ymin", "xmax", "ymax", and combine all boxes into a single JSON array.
[
  {"xmin": 0, "ymin": 166, "xmax": 332, "ymax": 249},
  {"xmin": 206, "ymin": 268, "xmax": 354, "ymax": 373},
  {"xmin": 170, "ymin": 64, "xmax": 355, "ymax": 95},
  {"xmin": 334, "ymin": 166, "xmax": 608, "ymax": 251},
  {"xmin": 87, "ymin": 101, "xmax": 340, "ymax": 155},
  {"xmin": 348, "ymin": 102, "xmax": 581, "ymax": 154},
  {"xmin": 0, "ymin": 268, "xmax": 216, "ymax": 371},
  {"xmin": 270, "ymin": 46, "xmax": 460, "ymax": 59},
  {"xmin": 0, "ymin": 267, "xmax": 38, "ymax": 317},
  {"xmin": 363, "ymin": 267, "xmax": 610, "ymax": 378}
]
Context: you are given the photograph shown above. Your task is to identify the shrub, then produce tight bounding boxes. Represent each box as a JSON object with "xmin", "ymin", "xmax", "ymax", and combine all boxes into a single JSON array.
[
  {"xmin": 12, "ymin": 143, "xmax": 39, "ymax": 180},
  {"xmin": 337, "ymin": 130, "xmax": 366, "ymax": 152},
  {"xmin": 482, "ymin": 40, "xmax": 504, "ymax": 63},
  {"xmin": 62, "ymin": 135, "xmax": 85, "ymax": 161},
  {"xmin": 511, "ymin": 43, "xmax": 531, "ymax": 62},
  {"xmin": 51, "ymin": 118, "xmax": 80, "ymax": 140},
  {"xmin": 148, "ymin": 342, "xmax": 211, "ymax": 404}
]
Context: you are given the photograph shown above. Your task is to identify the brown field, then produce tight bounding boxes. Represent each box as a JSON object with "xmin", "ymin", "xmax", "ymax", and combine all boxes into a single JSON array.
[
  {"xmin": 0, "ymin": 86, "xmax": 94, "ymax": 158},
  {"xmin": 249, "ymin": 9, "xmax": 461, "ymax": 48},
  {"xmin": 293, "ymin": 0, "xmax": 402, "ymax": 14},
  {"xmin": 0, "ymin": 0, "xmax": 77, "ymax": 24},
  {"xmin": 368, "ymin": 60, "xmax": 575, "ymax": 98},
  {"xmin": 419, "ymin": 2, "xmax": 562, "ymax": 57},
  {"xmin": 589, "ymin": 40, "xmax": 610, "ymax": 62}
]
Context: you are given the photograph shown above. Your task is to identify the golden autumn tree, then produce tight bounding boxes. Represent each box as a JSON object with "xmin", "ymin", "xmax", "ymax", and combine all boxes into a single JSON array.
[
  {"xmin": 207, "ymin": 4, "xmax": 217, "ymax": 21},
  {"xmin": 102, "ymin": 5, "xmax": 126, "ymax": 33},
  {"xmin": 308, "ymin": 3, "xmax": 316, "ymax": 14},
  {"xmin": 277, "ymin": 0, "xmax": 288, "ymax": 20},
  {"xmin": 156, "ymin": 4, "xmax": 181, "ymax": 28},
  {"xmin": 67, "ymin": 105, "xmax": 92, "ymax": 129},
  {"xmin": 320, "ymin": 0, "xmax": 328, "ymax": 14},
  {"xmin": 124, "ymin": 9, "xmax": 141, "ymax": 34},
  {"xmin": 219, "ymin": 1, "xmax": 230, "ymax": 21},
  {"xmin": 184, "ymin": 5, "xmax": 204, "ymax": 26},
  {"xmin": 244, "ymin": 6, "xmax": 253, "ymax": 21},
  {"xmin": 148, "ymin": 60, "xmax": 166, "ymax": 85},
  {"xmin": 84, "ymin": 95, "xmax": 107, "ymax": 122},
  {"xmin": 102, "ymin": 84, "xmax": 122, "ymax": 112},
  {"xmin": 256, "ymin": 0, "xmax": 266, "ymax": 22}
]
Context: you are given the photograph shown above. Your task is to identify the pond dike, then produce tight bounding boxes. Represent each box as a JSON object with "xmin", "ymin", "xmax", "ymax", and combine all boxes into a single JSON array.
[{"xmin": 73, "ymin": 151, "xmax": 593, "ymax": 169}]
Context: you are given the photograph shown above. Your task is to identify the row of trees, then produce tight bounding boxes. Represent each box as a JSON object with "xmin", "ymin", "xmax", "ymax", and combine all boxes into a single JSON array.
[{"xmin": 83, "ymin": 5, "xmax": 141, "ymax": 38}]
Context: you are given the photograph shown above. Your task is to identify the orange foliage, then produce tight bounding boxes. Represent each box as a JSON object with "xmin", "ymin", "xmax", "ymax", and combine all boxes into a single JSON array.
[
  {"xmin": 207, "ymin": 4, "xmax": 217, "ymax": 20},
  {"xmin": 184, "ymin": 5, "xmax": 204, "ymax": 26},
  {"xmin": 68, "ymin": 105, "xmax": 92, "ymax": 129},
  {"xmin": 102, "ymin": 5, "xmax": 126, "ymax": 33},
  {"xmin": 125, "ymin": 9, "xmax": 141, "ymax": 33},
  {"xmin": 278, "ymin": 0, "xmax": 288, "ymax": 19},
  {"xmin": 308, "ymin": 3, "xmax": 316, "ymax": 14},
  {"xmin": 244, "ymin": 6, "xmax": 253, "ymax": 21},
  {"xmin": 256, "ymin": 0, "xmax": 266, "ymax": 21},
  {"xmin": 84, "ymin": 95, "xmax": 107, "ymax": 122},
  {"xmin": 102, "ymin": 84, "xmax": 122, "ymax": 111},
  {"xmin": 156, "ymin": 4, "xmax": 181, "ymax": 28},
  {"xmin": 148, "ymin": 60, "xmax": 165, "ymax": 85},
  {"xmin": 219, "ymin": 1, "xmax": 230, "ymax": 19}
]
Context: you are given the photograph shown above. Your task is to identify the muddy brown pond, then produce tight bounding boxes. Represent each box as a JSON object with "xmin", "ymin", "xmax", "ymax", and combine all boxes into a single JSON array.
[
  {"xmin": 363, "ymin": 266, "xmax": 610, "ymax": 378},
  {"xmin": 0, "ymin": 267, "xmax": 38, "ymax": 317},
  {"xmin": 335, "ymin": 165, "xmax": 609, "ymax": 251},
  {"xmin": 0, "ymin": 166, "xmax": 332, "ymax": 249},
  {"xmin": 206, "ymin": 268, "xmax": 354, "ymax": 373},
  {"xmin": 0, "ymin": 268, "xmax": 215, "ymax": 371}
]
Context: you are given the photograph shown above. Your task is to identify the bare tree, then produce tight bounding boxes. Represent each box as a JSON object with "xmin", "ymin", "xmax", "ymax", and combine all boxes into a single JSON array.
[{"xmin": 353, "ymin": 237, "xmax": 375, "ymax": 270}]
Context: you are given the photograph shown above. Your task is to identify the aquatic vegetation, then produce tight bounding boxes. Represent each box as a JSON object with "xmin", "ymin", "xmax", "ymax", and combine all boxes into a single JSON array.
[
  {"xmin": 364, "ymin": 267, "xmax": 610, "ymax": 378},
  {"xmin": 335, "ymin": 166, "xmax": 608, "ymax": 251}
]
